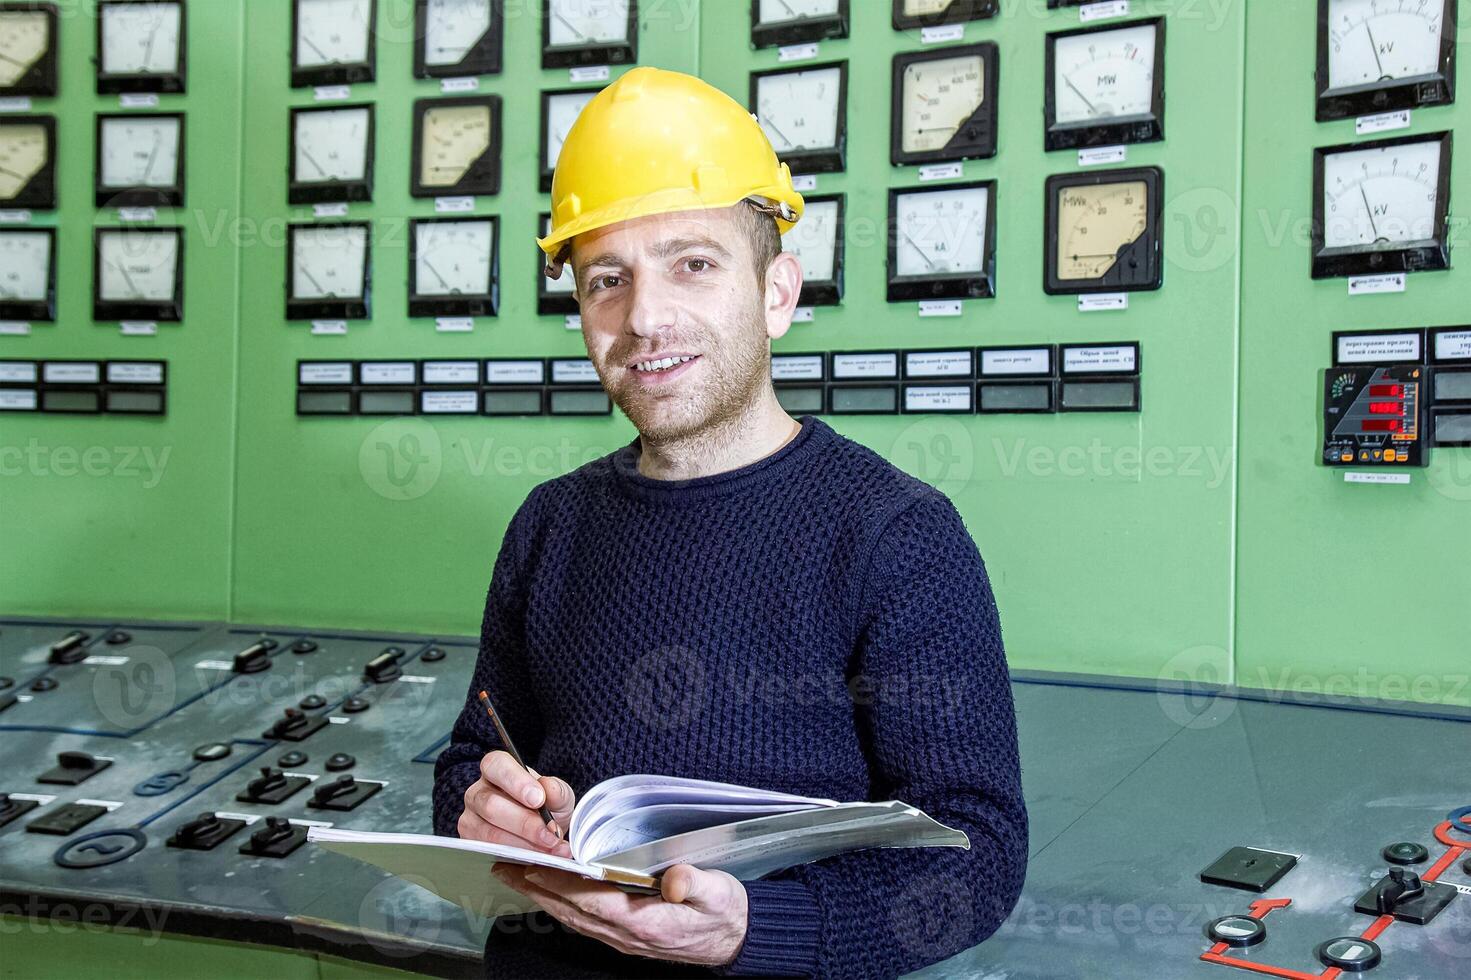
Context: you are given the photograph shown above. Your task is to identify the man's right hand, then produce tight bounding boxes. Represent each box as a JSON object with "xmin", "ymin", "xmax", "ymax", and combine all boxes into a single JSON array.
[{"xmin": 459, "ymin": 750, "xmax": 576, "ymax": 858}]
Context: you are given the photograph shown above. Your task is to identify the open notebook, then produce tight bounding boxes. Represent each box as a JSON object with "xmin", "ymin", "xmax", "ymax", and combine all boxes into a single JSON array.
[{"xmin": 308, "ymin": 774, "xmax": 969, "ymax": 914}]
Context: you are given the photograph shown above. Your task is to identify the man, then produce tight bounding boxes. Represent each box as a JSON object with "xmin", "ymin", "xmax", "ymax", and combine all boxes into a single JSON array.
[{"xmin": 432, "ymin": 66, "xmax": 1027, "ymax": 978}]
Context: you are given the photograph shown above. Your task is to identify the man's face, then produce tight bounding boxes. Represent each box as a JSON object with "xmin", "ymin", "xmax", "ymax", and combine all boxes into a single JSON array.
[{"xmin": 567, "ymin": 205, "xmax": 793, "ymax": 441}]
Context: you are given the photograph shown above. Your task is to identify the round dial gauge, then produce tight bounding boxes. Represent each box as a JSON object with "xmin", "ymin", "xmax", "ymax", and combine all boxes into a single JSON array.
[
  {"xmin": 1322, "ymin": 138, "xmax": 1442, "ymax": 248},
  {"xmin": 100, "ymin": 116, "xmax": 181, "ymax": 189},
  {"xmin": 784, "ymin": 197, "xmax": 839, "ymax": 281},
  {"xmin": 0, "ymin": 122, "xmax": 47, "ymax": 201},
  {"xmin": 419, "ymin": 103, "xmax": 491, "ymax": 189},
  {"xmin": 424, "ymin": 0, "xmax": 491, "ymax": 67},
  {"xmin": 296, "ymin": 0, "xmax": 372, "ymax": 68},
  {"xmin": 98, "ymin": 230, "xmax": 179, "ymax": 301},
  {"xmin": 295, "ymin": 107, "xmax": 370, "ymax": 182},
  {"xmin": 1053, "ymin": 21, "xmax": 1157, "ymax": 124},
  {"xmin": 895, "ymin": 185, "xmax": 989, "ymax": 277},
  {"xmin": 545, "ymin": 89, "xmax": 598, "ymax": 172},
  {"xmin": 100, "ymin": 2, "xmax": 182, "ymax": 76},
  {"xmin": 292, "ymin": 225, "xmax": 367, "ymax": 299},
  {"xmin": 756, "ymin": 65, "xmax": 843, "ymax": 154},
  {"xmin": 547, "ymin": 0, "xmax": 630, "ymax": 45},
  {"xmin": 0, "ymin": 9, "xmax": 50, "ymax": 89},
  {"xmin": 1055, "ymin": 179, "xmax": 1147, "ymax": 281},
  {"xmin": 1326, "ymin": 0, "xmax": 1446, "ymax": 88},
  {"xmin": 0, "ymin": 230, "xmax": 50, "ymax": 301},
  {"xmin": 415, "ymin": 219, "xmax": 493, "ymax": 296},
  {"xmin": 543, "ymin": 216, "xmax": 576, "ymax": 295},
  {"xmin": 758, "ymin": 0, "xmax": 840, "ymax": 23},
  {"xmin": 901, "ymin": 52, "xmax": 984, "ymax": 154}
]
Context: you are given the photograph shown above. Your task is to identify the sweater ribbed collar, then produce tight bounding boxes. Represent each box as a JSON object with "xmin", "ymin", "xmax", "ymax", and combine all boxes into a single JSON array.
[{"xmin": 608, "ymin": 415, "xmax": 827, "ymax": 503}]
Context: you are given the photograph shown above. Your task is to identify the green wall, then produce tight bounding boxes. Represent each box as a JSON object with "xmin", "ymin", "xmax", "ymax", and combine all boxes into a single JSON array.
[{"xmin": 1, "ymin": 0, "xmax": 1465, "ymax": 707}]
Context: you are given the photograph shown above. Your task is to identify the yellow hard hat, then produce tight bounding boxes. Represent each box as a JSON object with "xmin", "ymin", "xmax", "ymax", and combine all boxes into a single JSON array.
[{"xmin": 536, "ymin": 66, "xmax": 805, "ymax": 279}]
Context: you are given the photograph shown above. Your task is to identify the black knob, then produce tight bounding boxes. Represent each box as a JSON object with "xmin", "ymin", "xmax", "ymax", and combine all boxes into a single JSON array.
[
  {"xmin": 1376, "ymin": 868, "xmax": 1425, "ymax": 914},
  {"xmin": 58, "ymin": 750, "xmax": 99, "ymax": 771},
  {"xmin": 232, "ymin": 642, "xmax": 273, "ymax": 674},
  {"xmin": 313, "ymin": 775, "xmax": 356, "ymax": 803},
  {"xmin": 268, "ymin": 708, "xmax": 309, "ymax": 737},
  {"xmin": 179, "ymin": 812, "xmax": 222, "ymax": 842},
  {"xmin": 251, "ymin": 816, "xmax": 294, "ymax": 846},
  {"xmin": 48, "ymin": 631, "xmax": 90, "ymax": 664},
  {"xmin": 247, "ymin": 767, "xmax": 286, "ymax": 796},
  {"xmin": 364, "ymin": 649, "xmax": 403, "ymax": 683}
]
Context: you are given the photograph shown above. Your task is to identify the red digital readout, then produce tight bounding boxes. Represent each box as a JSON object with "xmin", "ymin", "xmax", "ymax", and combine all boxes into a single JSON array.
[
  {"xmin": 1369, "ymin": 384, "xmax": 1404, "ymax": 397},
  {"xmin": 1368, "ymin": 401, "xmax": 1404, "ymax": 415},
  {"xmin": 1361, "ymin": 419, "xmax": 1403, "ymax": 432}
]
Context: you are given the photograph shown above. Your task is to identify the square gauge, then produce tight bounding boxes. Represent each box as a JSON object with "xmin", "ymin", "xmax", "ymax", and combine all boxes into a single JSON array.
[
  {"xmin": 751, "ymin": 61, "xmax": 847, "ymax": 175},
  {"xmin": 751, "ymin": 0, "xmax": 848, "ymax": 50},
  {"xmin": 542, "ymin": 0, "xmax": 637, "ymax": 70},
  {"xmin": 891, "ymin": 42, "xmax": 998, "ymax": 167},
  {"xmin": 286, "ymin": 221, "xmax": 370, "ymax": 320},
  {"xmin": 289, "ymin": 104, "xmax": 374, "ymax": 204},
  {"xmin": 292, "ymin": 0, "xmax": 376, "ymax": 88},
  {"xmin": 887, "ymin": 180, "xmax": 996, "ymax": 302},
  {"xmin": 0, "ymin": 2, "xmax": 60, "ymax": 97},
  {"xmin": 411, "ymin": 95, "xmax": 501, "ymax": 198},
  {"xmin": 0, "ymin": 113, "xmax": 56, "ymax": 209},
  {"xmin": 93, "ymin": 225, "xmax": 183, "ymax": 321},
  {"xmin": 1045, "ymin": 16, "xmax": 1164, "ymax": 152},
  {"xmin": 1316, "ymin": 0, "xmax": 1456, "ymax": 121},
  {"xmin": 892, "ymin": 0, "xmax": 996, "ymax": 32},
  {"xmin": 783, "ymin": 192, "xmax": 844, "ymax": 306},
  {"xmin": 409, "ymin": 217, "xmax": 499, "ymax": 318},
  {"xmin": 1044, "ymin": 166, "xmax": 1163, "ymax": 295},
  {"xmin": 537, "ymin": 211, "xmax": 579, "ymax": 316},
  {"xmin": 416, "ymin": 0, "xmax": 503, "ymax": 78},
  {"xmin": 0, "ymin": 227, "xmax": 56, "ymax": 321},
  {"xmin": 95, "ymin": 113, "xmax": 185, "ymax": 208},
  {"xmin": 540, "ymin": 86, "xmax": 601, "ymax": 192},
  {"xmin": 1312, "ymin": 131, "xmax": 1452, "ymax": 279},
  {"xmin": 97, "ymin": 0, "xmax": 185, "ymax": 94}
]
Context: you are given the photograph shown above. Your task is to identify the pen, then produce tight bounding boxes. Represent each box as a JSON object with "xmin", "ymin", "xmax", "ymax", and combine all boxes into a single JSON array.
[{"xmin": 478, "ymin": 690, "xmax": 561, "ymax": 841}]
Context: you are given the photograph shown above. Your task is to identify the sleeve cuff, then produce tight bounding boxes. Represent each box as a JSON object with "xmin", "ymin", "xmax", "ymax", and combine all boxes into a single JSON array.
[{"xmin": 713, "ymin": 878, "xmax": 821, "ymax": 978}]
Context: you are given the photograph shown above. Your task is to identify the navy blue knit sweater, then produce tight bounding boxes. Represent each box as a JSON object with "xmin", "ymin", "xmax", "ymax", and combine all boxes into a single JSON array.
[{"xmin": 432, "ymin": 415, "xmax": 1028, "ymax": 978}]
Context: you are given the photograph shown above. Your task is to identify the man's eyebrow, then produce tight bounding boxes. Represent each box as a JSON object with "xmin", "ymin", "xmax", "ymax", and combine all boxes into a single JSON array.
[{"xmin": 580, "ymin": 236, "xmax": 734, "ymax": 271}]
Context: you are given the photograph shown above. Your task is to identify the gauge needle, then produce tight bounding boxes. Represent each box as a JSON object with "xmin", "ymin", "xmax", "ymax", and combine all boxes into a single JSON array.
[
  {"xmin": 1064, "ymin": 75, "xmax": 1098, "ymax": 115},
  {"xmin": 302, "ymin": 267, "xmax": 326, "ymax": 294},
  {"xmin": 302, "ymin": 34, "xmax": 329, "ymax": 61},
  {"xmin": 777, "ymin": 0, "xmax": 796, "ymax": 16},
  {"xmin": 553, "ymin": 12, "xmax": 586, "ymax": 41},
  {"xmin": 761, "ymin": 116, "xmax": 793, "ymax": 147},
  {"xmin": 424, "ymin": 259, "xmax": 451, "ymax": 290},
  {"xmin": 0, "ymin": 165, "xmax": 23, "ymax": 179},
  {"xmin": 301, "ymin": 148, "xmax": 327, "ymax": 177},
  {"xmin": 0, "ymin": 52, "xmax": 24, "ymax": 68},
  {"xmin": 115, "ymin": 261, "xmax": 142, "ymax": 298},
  {"xmin": 902, "ymin": 233, "xmax": 937, "ymax": 271},
  {"xmin": 143, "ymin": 132, "xmax": 161, "ymax": 182},
  {"xmin": 1358, "ymin": 184, "xmax": 1384, "ymax": 242},
  {"xmin": 1364, "ymin": 21, "xmax": 1387, "ymax": 80}
]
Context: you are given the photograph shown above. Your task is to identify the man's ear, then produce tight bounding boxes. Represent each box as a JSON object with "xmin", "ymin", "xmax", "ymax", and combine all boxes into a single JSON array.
[{"xmin": 763, "ymin": 251, "xmax": 803, "ymax": 341}]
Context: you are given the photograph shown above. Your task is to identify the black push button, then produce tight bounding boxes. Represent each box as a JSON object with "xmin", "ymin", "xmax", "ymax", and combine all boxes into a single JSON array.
[
  {"xmin": 1317, "ymin": 937, "xmax": 1381, "ymax": 972},
  {"xmin": 307, "ymin": 775, "xmax": 380, "ymax": 812},
  {"xmin": 30, "ymin": 676, "xmax": 57, "ymax": 692},
  {"xmin": 262, "ymin": 707, "xmax": 328, "ymax": 742},
  {"xmin": 291, "ymin": 639, "xmax": 318, "ymax": 654},
  {"xmin": 38, "ymin": 751, "xmax": 113, "ymax": 786},
  {"xmin": 239, "ymin": 816, "xmax": 308, "ymax": 858},
  {"xmin": 1382, "ymin": 842, "xmax": 1428, "ymax": 865},
  {"xmin": 298, "ymin": 694, "xmax": 326, "ymax": 710},
  {"xmin": 27, "ymin": 802, "xmax": 109, "ymax": 835},
  {"xmin": 342, "ymin": 696, "xmax": 370, "ymax": 713},
  {"xmin": 232, "ymin": 642, "xmax": 273, "ymax": 674},
  {"xmin": 0, "ymin": 793, "xmax": 41, "ymax": 828},
  {"xmin": 325, "ymin": 752, "xmax": 355, "ymax": 772},
  {"xmin": 1206, "ymin": 915, "xmax": 1266, "ymax": 949},
  {"xmin": 276, "ymin": 750, "xmax": 307, "ymax": 768},
  {"xmin": 0, "ymin": 676, "xmax": 14, "ymax": 690},
  {"xmin": 167, "ymin": 812, "xmax": 246, "ymax": 851},
  {"xmin": 192, "ymin": 742, "xmax": 232, "ymax": 762},
  {"xmin": 236, "ymin": 767, "xmax": 309, "ymax": 805},
  {"xmin": 106, "ymin": 630, "xmax": 131, "ymax": 645},
  {"xmin": 421, "ymin": 647, "xmax": 445, "ymax": 662},
  {"xmin": 364, "ymin": 648, "xmax": 404, "ymax": 683},
  {"xmin": 48, "ymin": 631, "xmax": 90, "ymax": 664}
]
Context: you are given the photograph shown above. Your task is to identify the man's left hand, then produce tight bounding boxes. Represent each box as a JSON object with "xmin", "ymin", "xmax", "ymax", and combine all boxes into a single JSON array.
[{"xmin": 491, "ymin": 862, "xmax": 748, "ymax": 967}]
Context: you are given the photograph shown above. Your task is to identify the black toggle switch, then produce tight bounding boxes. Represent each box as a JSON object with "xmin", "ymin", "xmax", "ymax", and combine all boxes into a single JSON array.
[
  {"xmin": 48, "ymin": 631, "xmax": 90, "ymax": 664},
  {"xmin": 364, "ymin": 648, "xmax": 404, "ymax": 683},
  {"xmin": 232, "ymin": 642, "xmax": 273, "ymax": 674},
  {"xmin": 307, "ymin": 774, "xmax": 381, "ymax": 812},
  {"xmin": 167, "ymin": 812, "xmax": 246, "ymax": 851},
  {"xmin": 1355, "ymin": 867, "xmax": 1459, "ymax": 925},
  {"xmin": 236, "ymin": 767, "xmax": 309, "ymax": 805},
  {"xmin": 239, "ymin": 816, "xmax": 308, "ymax": 858},
  {"xmin": 26, "ymin": 801, "xmax": 109, "ymax": 835},
  {"xmin": 0, "ymin": 793, "xmax": 42, "ymax": 828},
  {"xmin": 38, "ymin": 750, "xmax": 113, "ymax": 786},
  {"xmin": 262, "ymin": 706, "xmax": 328, "ymax": 742},
  {"xmin": 1375, "ymin": 868, "xmax": 1424, "ymax": 913}
]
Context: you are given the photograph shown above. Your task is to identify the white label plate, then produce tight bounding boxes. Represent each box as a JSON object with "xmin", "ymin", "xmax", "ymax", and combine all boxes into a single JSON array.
[
  {"xmin": 298, "ymin": 362, "xmax": 353, "ymax": 385},
  {"xmin": 0, "ymin": 389, "xmax": 37, "ymax": 410},
  {"xmin": 570, "ymin": 65, "xmax": 609, "ymax": 82},
  {"xmin": 1356, "ymin": 109, "xmax": 1411, "ymax": 136},
  {"xmin": 904, "ymin": 385, "xmax": 972, "ymax": 412},
  {"xmin": 550, "ymin": 359, "xmax": 599, "ymax": 383},
  {"xmin": 1079, "ymin": 145, "xmax": 1127, "ymax": 167},
  {"xmin": 360, "ymin": 361, "xmax": 416, "ymax": 385},
  {"xmin": 832, "ymin": 352, "xmax": 898, "ymax": 379},
  {"xmin": 1348, "ymin": 273, "xmax": 1407, "ymax": 295},
  {"xmin": 487, "ymin": 360, "xmax": 545, "ymax": 385},
  {"xmin": 1336, "ymin": 333, "xmax": 1421, "ymax": 364},
  {"xmin": 420, "ymin": 390, "xmax": 478, "ymax": 414},
  {"xmin": 905, "ymin": 350, "xmax": 973, "ymax": 378},
  {"xmin": 422, "ymin": 360, "xmax": 480, "ymax": 384},
  {"xmin": 917, "ymin": 299, "xmax": 963, "ymax": 317},
  {"xmin": 1063, "ymin": 345, "xmax": 1136, "ymax": 374},
  {"xmin": 43, "ymin": 362, "xmax": 101, "ymax": 384},
  {"xmin": 1080, "ymin": 0, "xmax": 1130, "ymax": 22},
  {"xmin": 1345, "ymin": 472, "xmax": 1411, "ymax": 485},
  {"xmin": 771, "ymin": 354, "xmax": 825, "ymax": 381},
  {"xmin": 920, "ymin": 24, "xmax": 964, "ymax": 44},
  {"xmin": 981, "ymin": 348, "xmax": 1051, "ymax": 376},
  {"xmin": 1433, "ymin": 329, "xmax": 1471, "ymax": 361},
  {"xmin": 107, "ymin": 362, "xmax": 164, "ymax": 384},
  {"xmin": 1079, "ymin": 293, "xmax": 1128, "ymax": 311},
  {"xmin": 778, "ymin": 43, "xmax": 819, "ymax": 63},
  {"xmin": 0, "ymin": 361, "xmax": 38, "ymax": 383}
]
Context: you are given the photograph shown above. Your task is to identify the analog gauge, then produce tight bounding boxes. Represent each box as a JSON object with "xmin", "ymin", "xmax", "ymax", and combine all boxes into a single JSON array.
[
  {"xmin": 0, "ymin": 115, "xmax": 55, "ymax": 208},
  {"xmin": 411, "ymin": 96, "xmax": 500, "ymax": 198},
  {"xmin": 97, "ymin": 0, "xmax": 185, "ymax": 93},
  {"xmin": 538, "ymin": 211, "xmax": 578, "ymax": 315},
  {"xmin": 409, "ymin": 217, "xmax": 498, "ymax": 317},
  {"xmin": 0, "ymin": 227, "xmax": 55, "ymax": 321},
  {"xmin": 292, "ymin": 0, "xmax": 375, "ymax": 87},
  {"xmin": 1044, "ymin": 166, "xmax": 1163, "ymax": 295},
  {"xmin": 0, "ymin": 2, "xmax": 59, "ymax": 97},
  {"xmin": 1317, "ymin": 0, "xmax": 1456, "ymax": 120},
  {"xmin": 289, "ymin": 104, "xmax": 373, "ymax": 204},
  {"xmin": 891, "ymin": 42, "xmax": 997, "ymax": 166},
  {"xmin": 1045, "ymin": 17, "xmax": 1164, "ymax": 151},
  {"xmin": 93, "ymin": 226, "xmax": 183, "ymax": 320},
  {"xmin": 752, "ymin": 0, "xmax": 847, "ymax": 49},
  {"xmin": 416, "ymin": 0, "xmax": 502, "ymax": 78},
  {"xmin": 887, "ymin": 180, "xmax": 996, "ymax": 301},
  {"xmin": 287, "ymin": 221, "xmax": 370, "ymax": 319},
  {"xmin": 95, "ymin": 113, "xmax": 185, "ymax": 207},
  {"xmin": 751, "ymin": 61, "xmax": 847, "ymax": 174},
  {"xmin": 540, "ymin": 86, "xmax": 599, "ymax": 192},
  {"xmin": 1313, "ymin": 131, "xmax": 1452, "ymax": 278},
  {"xmin": 542, "ymin": 0, "xmax": 637, "ymax": 69},
  {"xmin": 782, "ymin": 193, "xmax": 844, "ymax": 306},
  {"xmin": 892, "ymin": 0, "xmax": 996, "ymax": 32}
]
